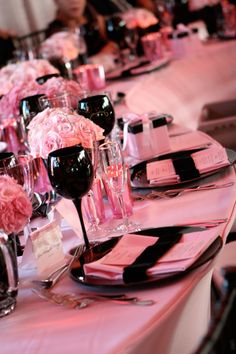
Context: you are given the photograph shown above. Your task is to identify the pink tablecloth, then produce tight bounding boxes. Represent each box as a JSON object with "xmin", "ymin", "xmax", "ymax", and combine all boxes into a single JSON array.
[
  {"xmin": 108, "ymin": 40, "xmax": 236, "ymax": 131},
  {"xmin": 1, "ymin": 165, "xmax": 236, "ymax": 354}
]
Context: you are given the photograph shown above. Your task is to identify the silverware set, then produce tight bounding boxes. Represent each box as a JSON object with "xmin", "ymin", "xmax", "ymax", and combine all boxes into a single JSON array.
[
  {"xmin": 133, "ymin": 181, "xmax": 234, "ymax": 201},
  {"xmin": 32, "ymin": 287, "xmax": 155, "ymax": 309}
]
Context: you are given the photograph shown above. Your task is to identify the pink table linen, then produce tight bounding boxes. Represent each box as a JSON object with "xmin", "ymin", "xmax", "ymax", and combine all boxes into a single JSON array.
[
  {"xmin": 107, "ymin": 40, "xmax": 236, "ymax": 131},
  {"xmin": 1, "ymin": 40, "xmax": 236, "ymax": 354},
  {"xmin": 1, "ymin": 149, "xmax": 235, "ymax": 354}
]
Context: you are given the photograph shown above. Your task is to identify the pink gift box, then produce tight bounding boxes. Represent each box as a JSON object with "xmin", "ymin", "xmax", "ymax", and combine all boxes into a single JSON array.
[
  {"xmin": 123, "ymin": 113, "xmax": 171, "ymax": 160},
  {"xmin": 74, "ymin": 64, "xmax": 106, "ymax": 91},
  {"xmin": 141, "ymin": 32, "xmax": 163, "ymax": 61}
]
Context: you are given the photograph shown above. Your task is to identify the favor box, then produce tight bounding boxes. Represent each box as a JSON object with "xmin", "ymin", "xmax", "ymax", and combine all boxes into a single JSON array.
[{"xmin": 123, "ymin": 113, "xmax": 171, "ymax": 160}]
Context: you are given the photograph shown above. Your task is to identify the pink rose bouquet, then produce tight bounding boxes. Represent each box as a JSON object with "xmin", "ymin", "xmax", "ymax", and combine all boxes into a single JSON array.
[
  {"xmin": 0, "ymin": 175, "xmax": 32, "ymax": 234},
  {"xmin": 40, "ymin": 31, "xmax": 79, "ymax": 61},
  {"xmin": 122, "ymin": 8, "xmax": 158, "ymax": 29},
  {"xmin": 0, "ymin": 59, "xmax": 59, "ymax": 96},
  {"xmin": 27, "ymin": 107, "xmax": 104, "ymax": 159},
  {"xmin": 0, "ymin": 77, "xmax": 82, "ymax": 122}
]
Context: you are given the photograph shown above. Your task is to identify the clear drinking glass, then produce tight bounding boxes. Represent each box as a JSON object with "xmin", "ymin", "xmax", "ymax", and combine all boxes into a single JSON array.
[
  {"xmin": 99, "ymin": 141, "xmax": 140, "ymax": 234},
  {"xmin": 0, "ymin": 230, "xmax": 18, "ymax": 317},
  {"xmin": 39, "ymin": 93, "xmax": 73, "ymax": 111}
]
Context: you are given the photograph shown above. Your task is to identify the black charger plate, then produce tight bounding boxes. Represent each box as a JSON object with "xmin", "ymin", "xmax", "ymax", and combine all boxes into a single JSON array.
[
  {"xmin": 69, "ymin": 226, "xmax": 222, "ymax": 288},
  {"xmin": 130, "ymin": 148, "xmax": 236, "ymax": 189}
]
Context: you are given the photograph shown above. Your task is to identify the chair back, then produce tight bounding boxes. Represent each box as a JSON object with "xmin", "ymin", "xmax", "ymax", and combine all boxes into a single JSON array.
[{"xmin": 193, "ymin": 267, "xmax": 236, "ymax": 354}]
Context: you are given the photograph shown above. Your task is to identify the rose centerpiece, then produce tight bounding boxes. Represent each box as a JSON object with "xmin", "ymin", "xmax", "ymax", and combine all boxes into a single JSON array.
[
  {"xmin": 0, "ymin": 175, "xmax": 32, "ymax": 234},
  {"xmin": 0, "ymin": 175, "xmax": 32, "ymax": 317},
  {"xmin": 27, "ymin": 107, "xmax": 104, "ymax": 159}
]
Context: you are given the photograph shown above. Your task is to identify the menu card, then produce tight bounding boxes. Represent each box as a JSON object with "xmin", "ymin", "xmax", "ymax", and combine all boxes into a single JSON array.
[{"xmin": 83, "ymin": 229, "xmax": 218, "ymax": 281}]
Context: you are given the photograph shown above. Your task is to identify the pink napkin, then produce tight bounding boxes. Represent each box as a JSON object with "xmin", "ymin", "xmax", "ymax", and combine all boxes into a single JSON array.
[
  {"xmin": 83, "ymin": 229, "xmax": 218, "ymax": 281},
  {"xmin": 146, "ymin": 145, "xmax": 230, "ymax": 186}
]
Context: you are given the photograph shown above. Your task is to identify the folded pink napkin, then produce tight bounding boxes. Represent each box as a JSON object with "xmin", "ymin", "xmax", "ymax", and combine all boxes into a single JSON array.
[
  {"xmin": 83, "ymin": 230, "xmax": 218, "ymax": 281},
  {"xmin": 147, "ymin": 145, "xmax": 229, "ymax": 186}
]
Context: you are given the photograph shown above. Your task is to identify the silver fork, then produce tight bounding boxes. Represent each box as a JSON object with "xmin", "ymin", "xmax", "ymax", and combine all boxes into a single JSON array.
[
  {"xmin": 32, "ymin": 288, "xmax": 155, "ymax": 309},
  {"xmin": 134, "ymin": 181, "xmax": 234, "ymax": 201}
]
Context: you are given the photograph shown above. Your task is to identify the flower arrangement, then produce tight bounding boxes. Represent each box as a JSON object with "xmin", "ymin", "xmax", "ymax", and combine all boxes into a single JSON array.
[
  {"xmin": 0, "ymin": 59, "xmax": 59, "ymax": 96},
  {"xmin": 40, "ymin": 31, "xmax": 80, "ymax": 61},
  {"xmin": 27, "ymin": 107, "xmax": 104, "ymax": 159},
  {"xmin": 0, "ymin": 76, "xmax": 82, "ymax": 122},
  {"xmin": 0, "ymin": 175, "xmax": 32, "ymax": 234},
  {"xmin": 122, "ymin": 8, "xmax": 158, "ymax": 29}
]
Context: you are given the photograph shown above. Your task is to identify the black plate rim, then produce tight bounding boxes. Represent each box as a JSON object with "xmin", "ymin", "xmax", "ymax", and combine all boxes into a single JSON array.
[
  {"xmin": 69, "ymin": 230, "xmax": 223, "ymax": 289},
  {"xmin": 130, "ymin": 148, "xmax": 236, "ymax": 189}
]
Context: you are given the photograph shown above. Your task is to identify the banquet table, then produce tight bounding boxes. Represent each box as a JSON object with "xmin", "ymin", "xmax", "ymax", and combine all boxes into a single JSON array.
[
  {"xmin": 1, "ymin": 39, "xmax": 236, "ymax": 354},
  {"xmin": 1, "ymin": 128, "xmax": 236, "ymax": 354},
  {"xmin": 108, "ymin": 39, "xmax": 236, "ymax": 131}
]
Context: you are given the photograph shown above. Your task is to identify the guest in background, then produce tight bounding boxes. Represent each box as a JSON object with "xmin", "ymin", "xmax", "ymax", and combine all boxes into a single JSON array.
[
  {"xmin": 88, "ymin": 0, "xmax": 132, "ymax": 15},
  {"xmin": 46, "ymin": 0, "xmax": 117, "ymax": 56},
  {"xmin": 0, "ymin": 29, "xmax": 15, "ymax": 67},
  {"xmin": 188, "ymin": 0, "xmax": 224, "ymax": 36}
]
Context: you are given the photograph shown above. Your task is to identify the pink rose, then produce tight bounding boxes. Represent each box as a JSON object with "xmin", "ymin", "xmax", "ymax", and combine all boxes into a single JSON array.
[
  {"xmin": 41, "ymin": 131, "xmax": 63, "ymax": 157},
  {"xmin": 0, "ymin": 175, "xmax": 32, "ymax": 234}
]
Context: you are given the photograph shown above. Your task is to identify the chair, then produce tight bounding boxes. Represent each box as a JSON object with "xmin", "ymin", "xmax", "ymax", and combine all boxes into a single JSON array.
[
  {"xmin": 193, "ymin": 255, "xmax": 236, "ymax": 354},
  {"xmin": 12, "ymin": 29, "xmax": 46, "ymax": 59},
  {"xmin": 198, "ymin": 99, "xmax": 236, "ymax": 150}
]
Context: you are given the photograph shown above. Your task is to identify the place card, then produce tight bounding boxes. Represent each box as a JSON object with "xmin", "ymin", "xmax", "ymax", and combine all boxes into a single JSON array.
[
  {"xmin": 101, "ymin": 235, "xmax": 157, "ymax": 266},
  {"xmin": 146, "ymin": 159, "xmax": 176, "ymax": 181},
  {"xmin": 192, "ymin": 146, "xmax": 229, "ymax": 172},
  {"xmin": 29, "ymin": 220, "xmax": 66, "ymax": 276}
]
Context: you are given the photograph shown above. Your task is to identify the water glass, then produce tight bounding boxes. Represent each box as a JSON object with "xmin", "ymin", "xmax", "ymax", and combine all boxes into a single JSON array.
[
  {"xmin": 0, "ymin": 230, "xmax": 18, "ymax": 317},
  {"xmin": 141, "ymin": 32, "xmax": 163, "ymax": 61}
]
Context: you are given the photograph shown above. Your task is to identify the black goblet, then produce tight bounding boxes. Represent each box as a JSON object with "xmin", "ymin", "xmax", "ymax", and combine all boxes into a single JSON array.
[
  {"xmin": 19, "ymin": 94, "xmax": 45, "ymax": 146},
  {"xmin": 47, "ymin": 145, "xmax": 94, "ymax": 249},
  {"xmin": 77, "ymin": 94, "xmax": 115, "ymax": 137},
  {"xmin": 0, "ymin": 152, "xmax": 17, "ymax": 168},
  {"xmin": 105, "ymin": 15, "xmax": 127, "ymax": 49},
  {"xmin": 36, "ymin": 73, "xmax": 60, "ymax": 85}
]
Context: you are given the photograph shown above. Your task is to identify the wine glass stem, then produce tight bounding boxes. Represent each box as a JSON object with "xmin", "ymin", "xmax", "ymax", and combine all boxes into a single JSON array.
[
  {"xmin": 73, "ymin": 198, "xmax": 90, "ymax": 250},
  {"xmin": 117, "ymin": 193, "xmax": 129, "ymax": 228}
]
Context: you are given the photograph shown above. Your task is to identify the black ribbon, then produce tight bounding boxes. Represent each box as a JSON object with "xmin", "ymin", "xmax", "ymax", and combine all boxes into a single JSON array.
[
  {"xmin": 123, "ymin": 233, "xmax": 182, "ymax": 284},
  {"xmin": 172, "ymin": 156, "xmax": 200, "ymax": 181},
  {"xmin": 130, "ymin": 149, "xmax": 203, "ymax": 183}
]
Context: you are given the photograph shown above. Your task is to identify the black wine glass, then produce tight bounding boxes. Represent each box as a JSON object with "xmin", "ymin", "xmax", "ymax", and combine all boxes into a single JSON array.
[
  {"xmin": 36, "ymin": 73, "xmax": 60, "ymax": 85},
  {"xmin": 77, "ymin": 94, "xmax": 115, "ymax": 137},
  {"xmin": 105, "ymin": 15, "xmax": 127, "ymax": 49},
  {"xmin": 47, "ymin": 144, "xmax": 94, "ymax": 249},
  {"xmin": 0, "ymin": 152, "xmax": 17, "ymax": 168},
  {"xmin": 19, "ymin": 94, "xmax": 45, "ymax": 146}
]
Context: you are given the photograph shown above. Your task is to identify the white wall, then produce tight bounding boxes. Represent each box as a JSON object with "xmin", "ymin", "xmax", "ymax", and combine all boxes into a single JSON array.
[{"xmin": 0, "ymin": 0, "xmax": 57, "ymax": 35}]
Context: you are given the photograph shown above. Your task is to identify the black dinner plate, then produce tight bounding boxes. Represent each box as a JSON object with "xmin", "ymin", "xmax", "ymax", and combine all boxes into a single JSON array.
[
  {"xmin": 130, "ymin": 148, "xmax": 236, "ymax": 189},
  {"xmin": 106, "ymin": 55, "xmax": 170, "ymax": 81},
  {"xmin": 69, "ymin": 226, "xmax": 222, "ymax": 288}
]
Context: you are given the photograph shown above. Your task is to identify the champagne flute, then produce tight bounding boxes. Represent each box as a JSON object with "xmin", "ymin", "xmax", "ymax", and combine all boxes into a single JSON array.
[
  {"xmin": 81, "ymin": 128, "xmax": 107, "ymax": 240},
  {"xmin": 47, "ymin": 145, "xmax": 94, "ymax": 249},
  {"xmin": 99, "ymin": 141, "xmax": 140, "ymax": 234}
]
